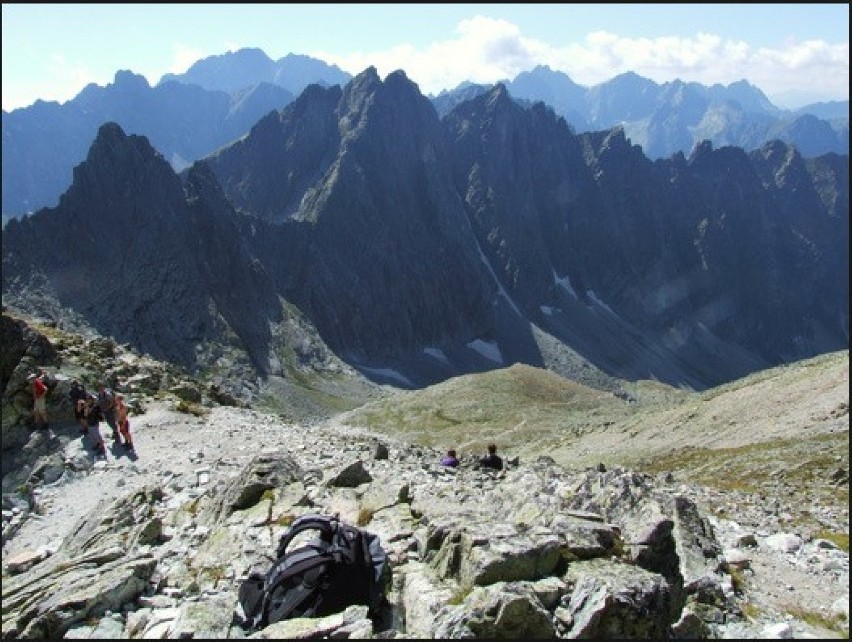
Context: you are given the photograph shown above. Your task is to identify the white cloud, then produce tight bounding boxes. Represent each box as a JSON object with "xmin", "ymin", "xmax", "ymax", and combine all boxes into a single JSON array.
[
  {"xmin": 5, "ymin": 53, "xmax": 104, "ymax": 108},
  {"xmin": 314, "ymin": 16, "xmax": 548, "ymax": 95},
  {"xmin": 315, "ymin": 16, "xmax": 848, "ymax": 102},
  {"xmin": 50, "ymin": 53, "xmax": 101, "ymax": 92},
  {"xmin": 748, "ymin": 40, "xmax": 849, "ymax": 99},
  {"xmin": 4, "ymin": 16, "xmax": 846, "ymax": 111},
  {"xmin": 132, "ymin": 43, "xmax": 207, "ymax": 86},
  {"xmin": 168, "ymin": 43, "xmax": 207, "ymax": 75}
]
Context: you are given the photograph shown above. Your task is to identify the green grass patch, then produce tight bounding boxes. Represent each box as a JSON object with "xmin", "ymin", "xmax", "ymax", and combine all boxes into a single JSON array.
[
  {"xmin": 814, "ymin": 530, "xmax": 849, "ymax": 552},
  {"xmin": 786, "ymin": 605, "xmax": 849, "ymax": 635},
  {"xmin": 343, "ymin": 363, "xmax": 636, "ymax": 453},
  {"xmin": 635, "ymin": 431, "xmax": 849, "ymax": 536},
  {"xmin": 446, "ymin": 582, "xmax": 474, "ymax": 606},
  {"xmin": 198, "ymin": 564, "xmax": 228, "ymax": 583},
  {"xmin": 740, "ymin": 601, "xmax": 761, "ymax": 620},
  {"xmin": 356, "ymin": 506, "xmax": 375, "ymax": 527},
  {"xmin": 176, "ymin": 399, "xmax": 209, "ymax": 417},
  {"xmin": 727, "ymin": 565, "xmax": 746, "ymax": 594},
  {"xmin": 276, "ymin": 513, "xmax": 296, "ymax": 527},
  {"xmin": 183, "ymin": 497, "xmax": 200, "ymax": 516}
]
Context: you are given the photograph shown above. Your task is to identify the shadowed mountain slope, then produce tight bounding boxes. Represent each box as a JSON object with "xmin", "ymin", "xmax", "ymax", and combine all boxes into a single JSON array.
[{"xmin": 2, "ymin": 69, "xmax": 848, "ymax": 397}]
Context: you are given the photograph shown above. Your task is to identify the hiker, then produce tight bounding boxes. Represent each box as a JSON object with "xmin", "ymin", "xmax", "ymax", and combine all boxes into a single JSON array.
[
  {"xmin": 115, "ymin": 393, "xmax": 134, "ymax": 451},
  {"xmin": 29, "ymin": 370, "xmax": 49, "ymax": 429},
  {"xmin": 84, "ymin": 394, "xmax": 106, "ymax": 457},
  {"xmin": 478, "ymin": 443, "xmax": 503, "ymax": 470},
  {"xmin": 69, "ymin": 379, "xmax": 88, "ymax": 435},
  {"xmin": 440, "ymin": 449, "xmax": 459, "ymax": 467},
  {"xmin": 97, "ymin": 381, "xmax": 120, "ymax": 443}
]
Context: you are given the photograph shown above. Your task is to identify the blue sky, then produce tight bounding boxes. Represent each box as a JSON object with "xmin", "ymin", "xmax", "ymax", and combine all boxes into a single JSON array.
[{"xmin": 2, "ymin": 3, "xmax": 849, "ymax": 112}]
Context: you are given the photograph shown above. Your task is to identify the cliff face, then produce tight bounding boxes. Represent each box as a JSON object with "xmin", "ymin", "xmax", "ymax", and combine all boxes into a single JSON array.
[
  {"xmin": 4, "ymin": 124, "xmax": 211, "ymax": 367},
  {"xmin": 2, "ymin": 68, "xmax": 849, "ymax": 392}
]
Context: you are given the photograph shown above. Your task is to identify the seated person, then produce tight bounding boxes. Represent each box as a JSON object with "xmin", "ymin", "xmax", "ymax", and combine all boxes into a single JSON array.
[
  {"xmin": 479, "ymin": 443, "xmax": 503, "ymax": 470},
  {"xmin": 440, "ymin": 449, "xmax": 460, "ymax": 467}
]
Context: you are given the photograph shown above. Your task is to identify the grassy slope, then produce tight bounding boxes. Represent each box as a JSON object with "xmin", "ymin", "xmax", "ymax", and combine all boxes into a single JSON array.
[
  {"xmin": 339, "ymin": 349, "xmax": 849, "ymax": 541},
  {"xmin": 339, "ymin": 349, "xmax": 849, "ymax": 482}
]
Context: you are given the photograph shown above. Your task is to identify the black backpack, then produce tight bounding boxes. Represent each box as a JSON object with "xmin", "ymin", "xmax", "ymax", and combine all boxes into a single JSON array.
[{"xmin": 238, "ymin": 513, "xmax": 390, "ymax": 630}]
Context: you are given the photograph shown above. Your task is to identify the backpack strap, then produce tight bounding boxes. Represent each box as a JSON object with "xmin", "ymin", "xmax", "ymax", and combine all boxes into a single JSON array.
[
  {"xmin": 237, "ymin": 571, "xmax": 266, "ymax": 625},
  {"xmin": 276, "ymin": 514, "xmax": 339, "ymax": 558}
]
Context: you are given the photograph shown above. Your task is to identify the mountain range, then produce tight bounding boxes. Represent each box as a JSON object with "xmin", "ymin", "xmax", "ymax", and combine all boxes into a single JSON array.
[
  {"xmin": 2, "ymin": 65, "xmax": 848, "ymax": 400},
  {"xmin": 2, "ymin": 47, "xmax": 847, "ymax": 220}
]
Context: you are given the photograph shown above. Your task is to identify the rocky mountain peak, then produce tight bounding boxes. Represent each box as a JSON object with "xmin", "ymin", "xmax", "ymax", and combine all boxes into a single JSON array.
[
  {"xmin": 85, "ymin": 120, "xmax": 158, "ymax": 163},
  {"xmin": 112, "ymin": 69, "xmax": 150, "ymax": 92},
  {"xmin": 346, "ymin": 65, "xmax": 382, "ymax": 96},
  {"xmin": 486, "ymin": 82, "xmax": 513, "ymax": 107},
  {"xmin": 338, "ymin": 66, "xmax": 437, "ymax": 136},
  {"xmin": 688, "ymin": 138, "xmax": 715, "ymax": 163},
  {"xmin": 60, "ymin": 122, "xmax": 184, "ymax": 227}
]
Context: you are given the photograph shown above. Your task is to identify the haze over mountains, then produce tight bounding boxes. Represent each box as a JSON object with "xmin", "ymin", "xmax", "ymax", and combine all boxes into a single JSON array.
[
  {"xmin": 2, "ymin": 63, "xmax": 848, "ymax": 400},
  {"xmin": 2, "ymin": 47, "xmax": 847, "ymax": 219}
]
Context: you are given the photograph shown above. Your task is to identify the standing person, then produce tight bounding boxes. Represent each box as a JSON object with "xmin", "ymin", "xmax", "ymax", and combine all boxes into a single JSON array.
[
  {"xmin": 115, "ymin": 393, "xmax": 134, "ymax": 451},
  {"xmin": 478, "ymin": 443, "xmax": 503, "ymax": 471},
  {"xmin": 84, "ymin": 393, "xmax": 106, "ymax": 458},
  {"xmin": 30, "ymin": 370, "xmax": 49, "ymax": 430},
  {"xmin": 69, "ymin": 379, "xmax": 88, "ymax": 435},
  {"xmin": 440, "ymin": 449, "xmax": 460, "ymax": 467},
  {"xmin": 97, "ymin": 381, "xmax": 120, "ymax": 443}
]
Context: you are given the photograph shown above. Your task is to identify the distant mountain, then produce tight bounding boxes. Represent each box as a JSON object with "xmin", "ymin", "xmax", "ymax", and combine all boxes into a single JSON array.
[
  {"xmin": 159, "ymin": 47, "xmax": 352, "ymax": 96},
  {"xmin": 1, "ymin": 70, "xmax": 293, "ymax": 219},
  {"xmin": 792, "ymin": 100, "xmax": 849, "ymax": 120},
  {"xmin": 3, "ymin": 70, "xmax": 847, "ymax": 396},
  {"xmin": 504, "ymin": 65, "xmax": 588, "ymax": 130},
  {"xmin": 431, "ymin": 81, "xmax": 493, "ymax": 119},
  {"xmin": 436, "ymin": 66, "xmax": 848, "ymax": 159},
  {"xmin": 4, "ymin": 49, "xmax": 847, "ymax": 221}
]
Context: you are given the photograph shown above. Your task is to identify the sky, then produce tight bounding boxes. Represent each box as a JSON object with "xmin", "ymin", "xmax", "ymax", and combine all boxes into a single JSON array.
[{"xmin": 2, "ymin": 3, "xmax": 849, "ymax": 112}]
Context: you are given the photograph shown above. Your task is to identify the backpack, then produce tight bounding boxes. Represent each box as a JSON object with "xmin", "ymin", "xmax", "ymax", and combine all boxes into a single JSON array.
[
  {"xmin": 86, "ymin": 397, "xmax": 103, "ymax": 426},
  {"xmin": 238, "ymin": 513, "xmax": 390, "ymax": 631}
]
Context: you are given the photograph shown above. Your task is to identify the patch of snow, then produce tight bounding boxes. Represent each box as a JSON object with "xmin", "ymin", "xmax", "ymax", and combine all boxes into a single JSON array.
[
  {"xmin": 466, "ymin": 221, "xmax": 522, "ymax": 316},
  {"xmin": 423, "ymin": 347, "xmax": 450, "ymax": 364},
  {"xmin": 358, "ymin": 366, "xmax": 413, "ymax": 387},
  {"xmin": 466, "ymin": 339, "xmax": 504, "ymax": 364},
  {"xmin": 541, "ymin": 305, "xmax": 554, "ymax": 316},
  {"xmin": 554, "ymin": 270, "xmax": 577, "ymax": 298},
  {"xmin": 586, "ymin": 289, "xmax": 616, "ymax": 315}
]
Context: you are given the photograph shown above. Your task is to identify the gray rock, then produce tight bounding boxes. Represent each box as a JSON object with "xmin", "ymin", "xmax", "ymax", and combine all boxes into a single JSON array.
[
  {"xmin": 1, "ymin": 443, "xmax": 756, "ymax": 639},
  {"xmin": 250, "ymin": 605, "xmax": 372, "ymax": 639},
  {"xmin": 172, "ymin": 595, "xmax": 238, "ymax": 639},
  {"xmin": 765, "ymin": 532, "xmax": 803, "ymax": 554},
  {"xmin": 561, "ymin": 558, "xmax": 673, "ymax": 639},
  {"xmin": 432, "ymin": 582, "xmax": 556, "ymax": 639},
  {"xmin": 326, "ymin": 460, "xmax": 373, "ymax": 488},
  {"xmin": 204, "ymin": 453, "xmax": 303, "ymax": 523}
]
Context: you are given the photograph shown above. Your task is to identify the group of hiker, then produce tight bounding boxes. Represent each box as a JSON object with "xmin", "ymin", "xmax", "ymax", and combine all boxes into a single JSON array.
[
  {"xmin": 30, "ymin": 372, "xmax": 134, "ymax": 458},
  {"xmin": 69, "ymin": 379, "xmax": 134, "ymax": 457},
  {"xmin": 30, "ymin": 369, "xmax": 509, "ymax": 470},
  {"xmin": 440, "ymin": 443, "xmax": 504, "ymax": 471}
]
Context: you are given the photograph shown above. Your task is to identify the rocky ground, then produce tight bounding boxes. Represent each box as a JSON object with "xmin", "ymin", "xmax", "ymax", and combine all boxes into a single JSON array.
[
  {"xmin": 2, "ymin": 398, "xmax": 848, "ymax": 639},
  {"xmin": 1, "ymin": 312, "xmax": 848, "ymax": 638}
]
